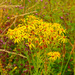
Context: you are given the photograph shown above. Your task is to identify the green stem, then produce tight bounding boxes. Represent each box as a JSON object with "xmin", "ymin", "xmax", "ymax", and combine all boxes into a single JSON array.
[
  {"xmin": 35, "ymin": 48, "xmax": 39, "ymax": 74},
  {"xmin": 73, "ymin": 50, "xmax": 75, "ymax": 75},
  {"xmin": 21, "ymin": 42, "xmax": 32, "ymax": 75},
  {"xmin": 60, "ymin": 56, "xmax": 64, "ymax": 74},
  {"xmin": 62, "ymin": 41, "xmax": 75, "ymax": 75},
  {"xmin": 62, "ymin": 53, "xmax": 71, "ymax": 75}
]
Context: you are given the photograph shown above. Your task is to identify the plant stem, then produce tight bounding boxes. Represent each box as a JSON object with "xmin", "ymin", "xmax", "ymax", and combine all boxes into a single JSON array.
[
  {"xmin": 73, "ymin": 47, "xmax": 75, "ymax": 75},
  {"xmin": 62, "ymin": 53, "xmax": 71, "ymax": 75},
  {"xmin": 60, "ymin": 56, "xmax": 64, "ymax": 74},
  {"xmin": 62, "ymin": 41, "xmax": 75, "ymax": 75},
  {"xmin": 23, "ymin": 0, "xmax": 25, "ymax": 13},
  {"xmin": 22, "ymin": 42, "xmax": 32, "ymax": 75}
]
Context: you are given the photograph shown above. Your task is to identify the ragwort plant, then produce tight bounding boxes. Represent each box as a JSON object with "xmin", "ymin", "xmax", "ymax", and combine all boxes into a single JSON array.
[
  {"xmin": 1, "ymin": 0, "xmax": 74, "ymax": 74},
  {"xmin": 6, "ymin": 15, "xmax": 67, "ymax": 75}
]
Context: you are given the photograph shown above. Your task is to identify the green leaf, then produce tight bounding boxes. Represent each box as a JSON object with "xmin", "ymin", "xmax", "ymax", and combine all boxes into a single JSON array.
[
  {"xmin": 67, "ymin": 69, "xmax": 71, "ymax": 71},
  {"xmin": 71, "ymin": 26, "xmax": 75, "ymax": 31},
  {"xmin": 44, "ymin": 15, "xmax": 51, "ymax": 20}
]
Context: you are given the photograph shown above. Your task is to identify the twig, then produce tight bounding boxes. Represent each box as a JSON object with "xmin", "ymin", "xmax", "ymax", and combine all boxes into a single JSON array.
[
  {"xmin": 1, "ymin": 10, "xmax": 37, "ymax": 34},
  {"xmin": 4, "ymin": 10, "xmax": 36, "ymax": 24},
  {"xmin": 68, "ymin": 39, "xmax": 73, "ymax": 47},
  {"xmin": 23, "ymin": 0, "xmax": 25, "ymax": 13},
  {"xmin": 18, "ymin": 10, "xmax": 36, "ymax": 17},
  {"xmin": 0, "ymin": 5, "xmax": 21, "ymax": 8},
  {"xmin": 63, "ymin": 43, "xmax": 66, "ymax": 57},
  {"xmin": 0, "ymin": 2, "xmax": 5, "ymax": 5},
  {"xmin": 73, "ymin": 41, "xmax": 75, "ymax": 75},
  {"xmin": 2, "ymin": 19, "xmax": 16, "ymax": 34},
  {"xmin": 13, "ymin": 17, "xmax": 17, "ymax": 27},
  {"xmin": 71, "ymin": 41, "xmax": 75, "ymax": 54},
  {"xmin": 63, "ymin": 14, "xmax": 68, "ymax": 30},
  {"xmin": 0, "ymin": 49, "xmax": 27, "ymax": 58},
  {"xmin": 62, "ymin": 41, "xmax": 75, "ymax": 75},
  {"xmin": 0, "ymin": 1, "xmax": 6, "ymax": 5},
  {"xmin": 26, "ymin": 0, "xmax": 40, "ymax": 12}
]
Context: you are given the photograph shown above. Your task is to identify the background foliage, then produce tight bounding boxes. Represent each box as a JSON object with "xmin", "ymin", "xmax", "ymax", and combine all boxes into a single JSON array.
[{"xmin": 0, "ymin": 0, "xmax": 75, "ymax": 75}]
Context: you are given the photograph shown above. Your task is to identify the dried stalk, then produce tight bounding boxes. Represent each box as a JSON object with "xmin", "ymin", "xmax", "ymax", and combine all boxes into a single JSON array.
[
  {"xmin": 18, "ymin": 10, "xmax": 36, "ymax": 17},
  {"xmin": 2, "ymin": 18, "xmax": 16, "ymax": 34},
  {"xmin": 0, "ymin": 5, "xmax": 21, "ymax": 8},
  {"xmin": 1, "ymin": 10, "xmax": 37, "ymax": 34},
  {"xmin": 73, "ymin": 41, "xmax": 75, "ymax": 75},
  {"xmin": 0, "ymin": 2, "xmax": 5, "ymax": 5},
  {"xmin": 63, "ymin": 14, "xmax": 68, "ymax": 30},
  {"xmin": 62, "ymin": 41, "xmax": 75, "ymax": 75},
  {"xmin": 71, "ymin": 41, "xmax": 75, "ymax": 54},
  {"xmin": 63, "ymin": 43, "xmax": 66, "ymax": 57},
  {"xmin": 26, "ymin": 0, "xmax": 40, "ymax": 12},
  {"xmin": 0, "ymin": 49, "xmax": 27, "ymax": 58},
  {"xmin": 68, "ymin": 39, "xmax": 73, "ymax": 47},
  {"xmin": 23, "ymin": 0, "xmax": 25, "ymax": 13},
  {"xmin": 3, "ymin": 10, "xmax": 36, "ymax": 25},
  {"xmin": 0, "ymin": 0, "xmax": 7, "ymax": 5}
]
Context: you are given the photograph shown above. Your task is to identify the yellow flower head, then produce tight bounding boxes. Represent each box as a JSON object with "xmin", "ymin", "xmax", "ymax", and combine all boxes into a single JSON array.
[
  {"xmin": 47, "ymin": 52, "xmax": 61, "ymax": 61},
  {"xmin": 6, "ymin": 15, "xmax": 67, "ymax": 49}
]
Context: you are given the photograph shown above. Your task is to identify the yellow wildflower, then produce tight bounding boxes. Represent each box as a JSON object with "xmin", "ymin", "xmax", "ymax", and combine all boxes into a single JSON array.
[
  {"xmin": 47, "ymin": 52, "xmax": 61, "ymax": 61},
  {"xmin": 6, "ymin": 15, "xmax": 67, "ymax": 49}
]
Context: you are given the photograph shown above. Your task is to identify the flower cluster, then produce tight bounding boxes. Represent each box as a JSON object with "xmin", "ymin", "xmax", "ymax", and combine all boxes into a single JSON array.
[
  {"xmin": 6, "ymin": 15, "xmax": 67, "ymax": 49},
  {"xmin": 47, "ymin": 52, "xmax": 61, "ymax": 61}
]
